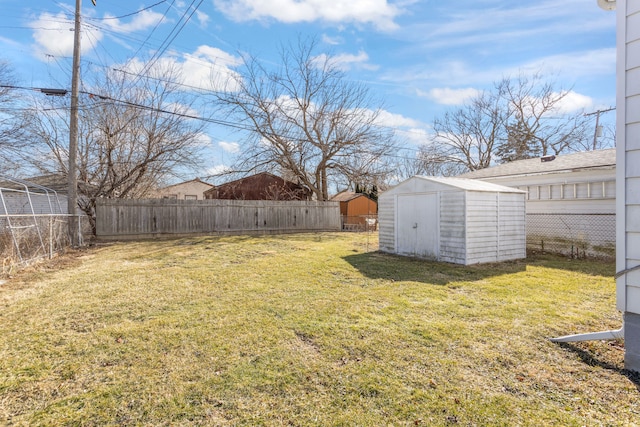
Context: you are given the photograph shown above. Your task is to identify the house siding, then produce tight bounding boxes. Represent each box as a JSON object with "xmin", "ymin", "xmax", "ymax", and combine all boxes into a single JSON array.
[
  {"xmin": 617, "ymin": 0, "xmax": 640, "ymax": 371},
  {"xmin": 619, "ymin": 0, "xmax": 640, "ymax": 313},
  {"xmin": 156, "ymin": 180, "xmax": 214, "ymax": 200}
]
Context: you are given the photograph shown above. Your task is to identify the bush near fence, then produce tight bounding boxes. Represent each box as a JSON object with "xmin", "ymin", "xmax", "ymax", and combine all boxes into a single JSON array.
[{"xmin": 1, "ymin": 215, "xmax": 90, "ymax": 275}]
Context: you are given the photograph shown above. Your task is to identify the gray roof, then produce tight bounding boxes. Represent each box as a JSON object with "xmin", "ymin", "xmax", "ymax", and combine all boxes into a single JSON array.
[
  {"xmin": 458, "ymin": 148, "xmax": 616, "ymax": 179},
  {"xmin": 412, "ymin": 176, "xmax": 526, "ymax": 193}
]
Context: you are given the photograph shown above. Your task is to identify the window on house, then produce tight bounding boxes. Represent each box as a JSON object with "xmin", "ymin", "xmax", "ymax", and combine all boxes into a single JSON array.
[{"xmin": 185, "ymin": 195, "xmax": 197, "ymax": 200}]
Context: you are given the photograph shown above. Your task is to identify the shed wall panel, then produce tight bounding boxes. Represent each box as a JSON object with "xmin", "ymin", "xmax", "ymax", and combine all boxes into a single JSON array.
[
  {"xmin": 439, "ymin": 192, "xmax": 466, "ymax": 264},
  {"xmin": 378, "ymin": 194, "xmax": 395, "ymax": 252}
]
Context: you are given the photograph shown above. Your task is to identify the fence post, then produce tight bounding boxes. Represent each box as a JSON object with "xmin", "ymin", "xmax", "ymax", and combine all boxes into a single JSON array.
[{"xmin": 49, "ymin": 216, "xmax": 54, "ymax": 259}]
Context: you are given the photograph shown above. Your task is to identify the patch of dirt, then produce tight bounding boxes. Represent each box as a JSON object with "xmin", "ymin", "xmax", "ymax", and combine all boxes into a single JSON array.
[{"xmin": 0, "ymin": 244, "xmax": 106, "ymax": 292}]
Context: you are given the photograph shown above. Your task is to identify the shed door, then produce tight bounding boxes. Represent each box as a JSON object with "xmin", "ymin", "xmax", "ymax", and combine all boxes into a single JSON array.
[{"xmin": 396, "ymin": 193, "xmax": 439, "ymax": 258}]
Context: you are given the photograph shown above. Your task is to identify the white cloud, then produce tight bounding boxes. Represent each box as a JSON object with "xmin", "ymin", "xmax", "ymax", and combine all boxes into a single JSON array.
[
  {"xmin": 207, "ymin": 164, "xmax": 233, "ymax": 175},
  {"xmin": 375, "ymin": 110, "xmax": 421, "ymax": 128},
  {"xmin": 420, "ymin": 87, "xmax": 480, "ymax": 105},
  {"xmin": 314, "ymin": 51, "xmax": 378, "ymax": 72},
  {"xmin": 196, "ymin": 10, "xmax": 210, "ymax": 27},
  {"xmin": 519, "ymin": 48, "xmax": 616, "ymax": 80},
  {"xmin": 193, "ymin": 132, "xmax": 213, "ymax": 147},
  {"xmin": 165, "ymin": 102, "xmax": 200, "ymax": 117},
  {"xmin": 551, "ymin": 91, "xmax": 594, "ymax": 114},
  {"xmin": 399, "ymin": 127, "xmax": 431, "ymax": 145},
  {"xmin": 322, "ymin": 34, "xmax": 343, "ymax": 45},
  {"xmin": 30, "ymin": 12, "xmax": 103, "ymax": 58},
  {"xmin": 219, "ymin": 141, "xmax": 240, "ymax": 153},
  {"xmin": 103, "ymin": 10, "xmax": 167, "ymax": 33},
  {"xmin": 181, "ymin": 45, "xmax": 243, "ymax": 92},
  {"xmin": 122, "ymin": 45, "xmax": 242, "ymax": 92},
  {"xmin": 213, "ymin": 0, "xmax": 403, "ymax": 31}
]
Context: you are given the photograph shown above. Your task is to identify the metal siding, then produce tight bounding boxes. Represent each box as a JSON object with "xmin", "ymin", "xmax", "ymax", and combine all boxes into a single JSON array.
[
  {"xmin": 379, "ymin": 178, "xmax": 525, "ymax": 265},
  {"xmin": 439, "ymin": 191, "xmax": 466, "ymax": 264},
  {"xmin": 395, "ymin": 193, "xmax": 439, "ymax": 258},
  {"xmin": 465, "ymin": 192, "xmax": 498, "ymax": 264},
  {"xmin": 497, "ymin": 193, "xmax": 527, "ymax": 261},
  {"xmin": 378, "ymin": 194, "xmax": 395, "ymax": 252}
]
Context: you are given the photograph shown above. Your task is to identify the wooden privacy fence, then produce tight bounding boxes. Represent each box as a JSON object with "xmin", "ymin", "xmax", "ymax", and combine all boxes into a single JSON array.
[{"xmin": 96, "ymin": 199, "xmax": 341, "ymax": 240}]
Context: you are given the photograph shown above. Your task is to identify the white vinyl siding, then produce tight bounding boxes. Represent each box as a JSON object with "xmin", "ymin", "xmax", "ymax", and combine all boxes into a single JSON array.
[{"xmin": 619, "ymin": 0, "xmax": 640, "ymax": 314}]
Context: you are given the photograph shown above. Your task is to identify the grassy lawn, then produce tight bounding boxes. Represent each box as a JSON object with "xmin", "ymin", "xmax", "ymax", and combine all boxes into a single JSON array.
[{"xmin": 0, "ymin": 232, "xmax": 637, "ymax": 426}]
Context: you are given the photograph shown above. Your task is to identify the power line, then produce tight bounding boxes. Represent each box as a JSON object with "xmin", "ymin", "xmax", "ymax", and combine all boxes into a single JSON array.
[
  {"xmin": 2, "ymin": 83, "xmax": 430, "ymax": 163},
  {"xmin": 88, "ymin": 1, "xmax": 167, "ymax": 20},
  {"xmin": 132, "ymin": 0, "xmax": 202, "ymax": 86}
]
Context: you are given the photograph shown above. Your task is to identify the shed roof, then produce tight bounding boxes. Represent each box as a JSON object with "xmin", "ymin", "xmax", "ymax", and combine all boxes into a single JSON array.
[
  {"xmin": 330, "ymin": 191, "xmax": 376, "ymax": 203},
  {"xmin": 458, "ymin": 148, "xmax": 616, "ymax": 180},
  {"xmin": 393, "ymin": 176, "xmax": 526, "ymax": 193}
]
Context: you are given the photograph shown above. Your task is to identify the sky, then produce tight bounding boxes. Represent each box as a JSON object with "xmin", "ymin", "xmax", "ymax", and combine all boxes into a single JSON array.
[{"xmin": 0, "ymin": 0, "xmax": 618, "ymax": 182}]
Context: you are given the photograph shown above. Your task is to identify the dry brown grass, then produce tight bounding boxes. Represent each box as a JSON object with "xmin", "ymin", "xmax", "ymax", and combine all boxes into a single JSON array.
[{"xmin": 0, "ymin": 233, "xmax": 637, "ymax": 426}]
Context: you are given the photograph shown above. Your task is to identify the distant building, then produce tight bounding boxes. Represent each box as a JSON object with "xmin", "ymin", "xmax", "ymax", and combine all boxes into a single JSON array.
[
  {"xmin": 459, "ymin": 149, "xmax": 616, "ymax": 258},
  {"xmin": 0, "ymin": 175, "xmax": 67, "ymax": 215},
  {"xmin": 156, "ymin": 178, "xmax": 214, "ymax": 200},
  {"xmin": 204, "ymin": 172, "xmax": 311, "ymax": 201},
  {"xmin": 330, "ymin": 191, "xmax": 377, "ymax": 230}
]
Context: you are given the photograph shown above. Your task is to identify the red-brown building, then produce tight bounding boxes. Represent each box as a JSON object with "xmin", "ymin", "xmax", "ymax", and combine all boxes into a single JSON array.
[
  {"xmin": 330, "ymin": 191, "xmax": 378, "ymax": 230},
  {"xmin": 204, "ymin": 172, "xmax": 311, "ymax": 201}
]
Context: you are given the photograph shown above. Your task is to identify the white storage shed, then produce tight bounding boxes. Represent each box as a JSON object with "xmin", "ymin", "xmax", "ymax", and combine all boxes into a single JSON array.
[{"xmin": 378, "ymin": 176, "xmax": 526, "ymax": 265}]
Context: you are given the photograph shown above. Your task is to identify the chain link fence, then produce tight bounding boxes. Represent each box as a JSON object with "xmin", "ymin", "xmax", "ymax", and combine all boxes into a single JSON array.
[
  {"xmin": 1, "ymin": 215, "xmax": 78, "ymax": 274},
  {"xmin": 1, "ymin": 176, "xmax": 90, "ymax": 276},
  {"xmin": 1, "ymin": 214, "xmax": 91, "ymax": 276},
  {"xmin": 340, "ymin": 215, "xmax": 378, "ymax": 232},
  {"xmin": 526, "ymin": 213, "xmax": 615, "ymax": 259}
]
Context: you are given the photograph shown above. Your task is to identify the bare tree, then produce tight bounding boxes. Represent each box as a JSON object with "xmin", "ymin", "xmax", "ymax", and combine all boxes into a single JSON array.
[
  {"xmin": 0, "ymin": 60, "xmax": 30, "ymax": 174},
  {"xmin": 431, "ymin": 85, "xmax": 509, "ymax": 171},
  {"xmin": 212, "ymin": 38, "xmax": 397, "ymax": 200},
  {"xmin": 25, "ymin": 65, "xmax": 206, "ymax": 233},
  {"xmin": 429, "ymin": 72, "xmax": 593, "ymax": 172},
  {"xmin": 500, "ymin": 73, "xmax": 590, "ymax": 159}
]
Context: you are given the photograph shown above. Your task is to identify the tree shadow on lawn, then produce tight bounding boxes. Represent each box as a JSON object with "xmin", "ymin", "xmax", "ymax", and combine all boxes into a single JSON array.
[
  {"xmin": 343, "ymin": 251, "xmax": 615, "ymax": 287},
  {"xmin": 556, "ymin": 342, "xmax": 640, "ymax": 391},
  {"xmin": 342, "ymin": 251, "xmax": 528, "ymax": 286}
]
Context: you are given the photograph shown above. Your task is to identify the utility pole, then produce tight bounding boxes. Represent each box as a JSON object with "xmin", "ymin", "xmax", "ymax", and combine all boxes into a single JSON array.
[
  {"xmin": 68, "ymin": 0, "xmax": 82, "ymax": 246},
  {"xmin": 584, "ymin": 107, "xmax": 615, "ymax": 150}
]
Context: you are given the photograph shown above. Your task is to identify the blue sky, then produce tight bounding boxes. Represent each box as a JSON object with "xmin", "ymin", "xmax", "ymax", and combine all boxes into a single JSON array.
[{"xmin": 0, "ymin": 0, "xmax": 617, "ymax": 181}]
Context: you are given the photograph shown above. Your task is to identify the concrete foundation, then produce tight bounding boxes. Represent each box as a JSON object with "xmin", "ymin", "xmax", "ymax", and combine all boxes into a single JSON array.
[{"xmin": 624, "ymin": 312, "xmax": 640, "ymax": 372}]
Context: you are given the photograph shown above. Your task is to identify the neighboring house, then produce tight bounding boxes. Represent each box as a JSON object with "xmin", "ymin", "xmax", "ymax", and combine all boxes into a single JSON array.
[
  {"xmin": 156, "ymin": 178, "xmax": 214, "ymax": 200},
  {"xmin": 378, "ymin": 176, "xmax": 526, "ymax": 265},
  {"xmin": 459, "ymin": 149, "xmax": 616, "ymax": 258},
  {"xmin": 204, "ymin": 172, "xmax": 311, "ymax": 201},
  {"xmin": 330, "ymin": 191, "xmax": 378, "ymax": 230}
]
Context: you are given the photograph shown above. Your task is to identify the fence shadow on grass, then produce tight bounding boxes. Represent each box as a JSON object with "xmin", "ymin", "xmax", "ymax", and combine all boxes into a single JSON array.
[
  {"xmin": 557, "ymin": 342, "xmax": 640, "ymax": 391},
  {"xmin": 342, "ymin": 251, "xmax": 527, "ymax": 286}
]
